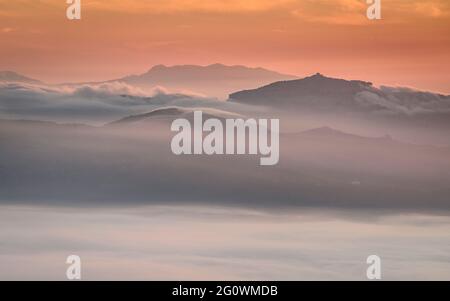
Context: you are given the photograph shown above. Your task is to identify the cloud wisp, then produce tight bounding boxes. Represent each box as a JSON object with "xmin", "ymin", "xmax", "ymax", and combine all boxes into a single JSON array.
[{"xmin": 0, "ymin": 81, "xmax": 248, "ymax": 124}]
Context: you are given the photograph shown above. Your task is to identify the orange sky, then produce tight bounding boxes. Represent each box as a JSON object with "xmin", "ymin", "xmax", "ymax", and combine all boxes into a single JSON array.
[{"xmin": 0, "ymin": 0, "xmax": 449, "ymax": 93}]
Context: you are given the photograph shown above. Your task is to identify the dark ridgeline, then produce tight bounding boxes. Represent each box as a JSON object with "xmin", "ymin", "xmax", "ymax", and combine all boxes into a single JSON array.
[
  {"xmin": 0, "ymin": 71, "xmax": 42, "ymax": 84},
  {"xmin": 229, "ymin": 73, "xmax": 450, "ymax": 116}
]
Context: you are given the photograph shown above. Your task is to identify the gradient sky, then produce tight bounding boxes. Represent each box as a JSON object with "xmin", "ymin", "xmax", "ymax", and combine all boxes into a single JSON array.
[{"xmin": 0, "ymin": 0, "xmax": 449, "ymax": 93}]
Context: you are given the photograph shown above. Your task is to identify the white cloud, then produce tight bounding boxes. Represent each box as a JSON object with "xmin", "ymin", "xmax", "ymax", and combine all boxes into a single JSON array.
[
  {"xmin": 0, "ymin": 81, "xmax": 247, "ymax": 124},
  {"xmin": 355, "ymin": 87, "xmax": 450, "ymax": 116}
]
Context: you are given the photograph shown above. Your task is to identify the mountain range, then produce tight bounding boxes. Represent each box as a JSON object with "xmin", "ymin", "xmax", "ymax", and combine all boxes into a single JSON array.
[
  {"xmin": 229, "ymin": 73, "xmax": 450, "ymax": 117},
  {"xmin": 0, "ymin": 71, "xmax": 42, "ymax": 84},
  {"xmin": 2, "ymin": 66, "xmax": 450, "ymax": 134},
  {"xmin": 114, "ymin": 64, "xmax": 297, "ymax": 99},
  {"xmin": 0, "ymin": 64, "xmax": 297, "ymax": 99},
  {"xmin": 108, "ymin": 107, "xmax": 243, "ymax": 126}
]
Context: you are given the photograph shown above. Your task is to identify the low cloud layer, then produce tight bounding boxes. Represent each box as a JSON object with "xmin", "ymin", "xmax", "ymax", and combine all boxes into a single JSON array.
[
  {"xmin": 1, "ymin": 205, "xmax": 450, "ymax": 280},
  {"xmin": 355, "ymin": 86, "xmax": 450, "ymax": 116},
  {"xmin": 0, "ymin": 81, "xmax": 249, "ymax": 124}
]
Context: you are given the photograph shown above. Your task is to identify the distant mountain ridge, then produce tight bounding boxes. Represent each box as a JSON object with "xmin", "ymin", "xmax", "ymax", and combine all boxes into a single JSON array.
[
  {"xmin": 121, "ymin": 64, "xmax": 295, "ymax": 81},
  {"xmin": 0, "ymin": 71, "xmax": 42, "ymax": 84},
  {"xmin": 108, "ymin": 107, "xmax": 243, "ymax": 126},
  {"xmin": 229, "ymin": 73, "xmax": 450, "ymax": 116},
  {"xmin": 292, "ymin": 126, "xmax": 396, "ymax": 144},
  {"xmin": 115, "ymin": 64, "xmax": 297, "ymax": 99},
  {"xmin": 2, "ymin": 64, "xmax": 296, "ymax": 100}
]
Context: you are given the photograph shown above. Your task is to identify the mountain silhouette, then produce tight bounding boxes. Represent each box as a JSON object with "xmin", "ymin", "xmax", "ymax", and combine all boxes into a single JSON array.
[
  {"xmin": 229, "ymin": 73, "xmax": 377, "ymax": 109},
  {"xmin": 0, "ymin": 71, "xmax": 42, "ymax": 84},
  {"xmin": 229, "ymin": 73, "xmax": 450, "ymax": 116},
  {"xmin": 108, "ymin": 106, "xmax": 242, "ymax": 126},
  {"xmin": 289, "ymin": 126, "xmax": 396, "ymax": 145},
  {"xmin": 116, "ymin": 64, "xmax": 297, "ymax": 99}
]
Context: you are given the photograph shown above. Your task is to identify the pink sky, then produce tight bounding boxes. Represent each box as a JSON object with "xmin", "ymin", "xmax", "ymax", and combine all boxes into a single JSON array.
[{"xmin": 0, "ymin": 0, "xmax": 449, "ymax": 93}]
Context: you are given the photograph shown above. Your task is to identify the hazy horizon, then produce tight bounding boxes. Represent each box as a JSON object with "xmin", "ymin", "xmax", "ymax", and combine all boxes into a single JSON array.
[{"xmin": 1, "ymin": 0, "xmax": 449, "ymax": 93}]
